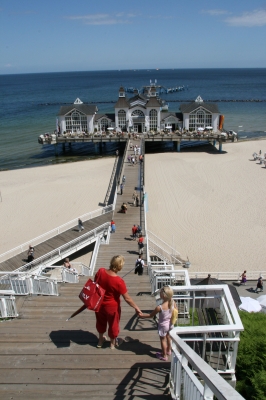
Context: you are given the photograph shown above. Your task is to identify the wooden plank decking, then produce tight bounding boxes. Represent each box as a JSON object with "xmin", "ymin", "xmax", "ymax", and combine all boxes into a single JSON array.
[
  {"xmin": 0, "ymin": 213, "xmax": 111, "ymax": 273},
  {"xmin": 0, "ymin": 142, "xmax": 171, "ymax": 399}
]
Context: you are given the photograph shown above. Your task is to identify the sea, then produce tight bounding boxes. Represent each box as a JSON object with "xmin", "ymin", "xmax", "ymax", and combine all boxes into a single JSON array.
[{"xmin": 0, "ymin": 68, "xmax": 265, "ymax": 171}]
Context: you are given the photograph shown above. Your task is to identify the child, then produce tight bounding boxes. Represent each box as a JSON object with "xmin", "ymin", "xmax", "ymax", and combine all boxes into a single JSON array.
[{"xmin": 139, "ymin": 286, "xmax": 177, "ymax": 361}]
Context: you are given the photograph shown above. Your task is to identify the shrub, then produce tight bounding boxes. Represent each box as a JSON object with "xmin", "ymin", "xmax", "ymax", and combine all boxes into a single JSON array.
[{"xmin": 236, "ymin": 311, "xmax": 266, "ymax": 400}]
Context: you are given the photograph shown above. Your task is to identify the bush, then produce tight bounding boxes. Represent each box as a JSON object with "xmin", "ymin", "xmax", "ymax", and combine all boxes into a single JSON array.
[{"xmin": 236, "ymin": 311, "xmax": 266, "ymax": 399}]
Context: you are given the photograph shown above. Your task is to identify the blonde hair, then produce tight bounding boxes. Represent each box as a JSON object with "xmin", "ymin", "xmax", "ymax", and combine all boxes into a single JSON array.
[
  {"xmin": 109, "ymin": 255, "xmax": 125, "ymax": 273},
  {"xmin": 161, "ymin": 286, "xmax": 174, "ymax": 309}
]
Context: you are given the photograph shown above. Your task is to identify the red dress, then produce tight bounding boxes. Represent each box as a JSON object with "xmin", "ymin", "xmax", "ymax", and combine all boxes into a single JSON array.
[{"xmin": 94, "ymin": 268, "xmax": 127, "ymax": 338}]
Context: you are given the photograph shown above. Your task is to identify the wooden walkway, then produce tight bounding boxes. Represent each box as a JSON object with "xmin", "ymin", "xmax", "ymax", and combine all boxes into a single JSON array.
[
  {"xmin": 0, "ymin": 143, "xmax": 171, "ymax": 399},
  {"xmin": 0, "ymin": 214, "xmax": 111, "ymax": 272}
]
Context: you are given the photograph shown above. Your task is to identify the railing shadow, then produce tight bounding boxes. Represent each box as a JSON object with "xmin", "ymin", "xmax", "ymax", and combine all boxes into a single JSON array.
[{"xmin": 113, "ymin": 362, "xmax": 170, "ymax": 399}]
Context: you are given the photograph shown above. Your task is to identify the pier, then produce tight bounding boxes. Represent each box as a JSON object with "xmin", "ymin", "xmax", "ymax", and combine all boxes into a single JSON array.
[{"xmin": 0, "ymin": 140, "xmax": 246, "ymax": 399}]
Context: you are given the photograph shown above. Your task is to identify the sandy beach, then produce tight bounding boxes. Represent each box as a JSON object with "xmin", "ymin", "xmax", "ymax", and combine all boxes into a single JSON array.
[
  {"xmin": 145, "ymin": 140, "xmax": 266, "ymax": 273},
  {"xmin": 0, "ymin": 158, "xmax": 114, "ymax": 255},
  {"xmin": 1, "ymin": 140, "xmax": 266, "ymax": 275}
]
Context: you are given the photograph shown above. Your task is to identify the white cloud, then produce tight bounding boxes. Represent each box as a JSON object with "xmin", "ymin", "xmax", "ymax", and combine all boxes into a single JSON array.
[
  {"xmin": 225, "ymin": 9, "xmax": 266, "ymax": 27},
  {"xmin": 65, "ymin": 13, "xmax": 135, "ymax": 25},
  {"xmin": 202, "ymin": 9, "xmax": 229, "ymax": 16}
]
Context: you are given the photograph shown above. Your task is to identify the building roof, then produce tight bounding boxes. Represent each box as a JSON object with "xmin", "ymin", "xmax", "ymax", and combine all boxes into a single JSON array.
[
  {"xmin": 146, "ymin": 97, "xmax": 161, "ymax": 107},
  {"xmin": 115, "ymin": 97, "xmax": 130, "ymax": 108},
  {"xmin": 180, "ymin": 101, "xmax": 219, "ymax": 114},
  {"xmin": 161, "ymin": 112, "xmax": 183, "ymax": 122},
  {"xmin": 58, "ymin": 104, "xmax": 97, "ymax": 116},
  {"xmin": 94, "ymin": 113, "xmax": 115, "ymax": 122}
]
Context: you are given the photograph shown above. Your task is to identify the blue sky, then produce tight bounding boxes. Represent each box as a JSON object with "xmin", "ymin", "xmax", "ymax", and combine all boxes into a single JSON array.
[{"xmin": 1, "ymin": 0, "xmax": 266, "ymax": 74}]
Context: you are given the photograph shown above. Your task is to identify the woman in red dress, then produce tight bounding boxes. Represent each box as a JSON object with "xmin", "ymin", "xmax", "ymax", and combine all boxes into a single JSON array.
[{"xmin": 94, "ymin": 255, "xmax": 141, "ymax": 349}]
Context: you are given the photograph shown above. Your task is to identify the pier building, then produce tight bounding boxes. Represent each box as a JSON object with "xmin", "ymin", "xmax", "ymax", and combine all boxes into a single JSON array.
[{"xmin": 55, "ymin": 88, "xmax": 221, "ymax": 136}]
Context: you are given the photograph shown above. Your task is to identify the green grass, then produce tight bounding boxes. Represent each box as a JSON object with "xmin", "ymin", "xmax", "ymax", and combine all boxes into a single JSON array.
[{"xmin": 236, "ymin": 311, "xmax": 266, "ymax": 400}]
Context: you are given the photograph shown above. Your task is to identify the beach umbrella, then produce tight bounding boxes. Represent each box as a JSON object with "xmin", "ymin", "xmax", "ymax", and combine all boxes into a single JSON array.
[
  {"xmin": 256, "ymin": 295, "xmax": 266, "ymax": 313},
  {"xmin": 239, "ymin": 297, "xmax": 261, "ymax": 313},
  {"xmin": 107, "ymin": 127, "xmax": 114, "ymax": 130},
  {"xmin": 197, "ymin": 127, "xmax": 204, "ymax": 131},
  {"xmin": 206, "ymin": 126, "xmax": 213, "ymax": 130},
  {"xmin": 66, "ymin": 304, "xmax": 87, "ymax": 321}
]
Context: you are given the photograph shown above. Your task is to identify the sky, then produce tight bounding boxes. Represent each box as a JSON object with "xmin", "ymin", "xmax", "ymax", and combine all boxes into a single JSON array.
[{"xmin": 1, "ymin": 0, "xmax": 266, "ymax": 74}]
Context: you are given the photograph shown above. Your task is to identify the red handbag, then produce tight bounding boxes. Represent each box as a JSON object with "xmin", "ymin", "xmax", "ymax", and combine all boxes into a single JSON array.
[{"xmin": 79, "ymin": 270, "xmax": 105, "ymax": 312}]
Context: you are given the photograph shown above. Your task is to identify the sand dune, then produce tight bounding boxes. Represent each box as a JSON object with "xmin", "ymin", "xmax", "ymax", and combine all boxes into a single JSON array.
[{"xmin": 145, "ymin": 141, "xmax": 266, "ymax": 273}]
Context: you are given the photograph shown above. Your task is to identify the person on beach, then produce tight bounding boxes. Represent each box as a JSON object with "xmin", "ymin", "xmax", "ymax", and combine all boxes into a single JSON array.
[
  {"xmin": 134, "ymin": 255, "xmax": 147, "ymax": 276},
  {"xmin": 110, "ymin": 220, "xmax": 116, "ymax": 233},
  {"xmin": 255, "ymin": 276, "xmax": 263, "ymax": 293},
  {"xmin": 139, "ymin": 286, "xmax": 177, "ymax": 361},
  {"xmin": 240, "ymin": 270, "xmax": 247, "ymax": 285},
  {"xmin": 78, "ymin": 218, "xmax": 84, "ymax": 232},
  {"xmin": 94, "ymin": 255, "xmax": 141, "ymax": 349},
  {"xmin": 132, "ymin": 224, "xmax": 138, "ymax": 240}
]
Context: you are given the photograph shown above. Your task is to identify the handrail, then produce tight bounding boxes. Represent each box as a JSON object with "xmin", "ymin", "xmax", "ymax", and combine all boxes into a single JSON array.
[
  {"xmin": 0, "ymin": 222, "xmax": 110, "ymax": 276},
  {"xmin": 116, "ymin": 138, "xmax": 129, "ymax": 186},
  {"xmin": 169, "ymin": 336, "xmax": 245, "ymax": 400},
  {"xmin": 147, "ymin": 230, "xmax": 182, "ymax": 259},
  {"xmin": 0, "ymin": 205, "xmax": 113, "ymax": 263},
  {"xmin": 103, "ymin": 156, "xmax": 119, "ymax": 205}
]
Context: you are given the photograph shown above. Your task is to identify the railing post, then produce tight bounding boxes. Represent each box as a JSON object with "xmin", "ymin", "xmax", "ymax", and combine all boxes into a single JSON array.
[{"xmin": 203, "ymin": 384, "xmax": 214, "ymax": 400}]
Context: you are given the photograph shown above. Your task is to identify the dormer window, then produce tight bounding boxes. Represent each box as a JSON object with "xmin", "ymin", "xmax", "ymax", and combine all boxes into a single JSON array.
[{"xmin": 119, "ymin": 86, "xmax": 125, "ymax": 97}]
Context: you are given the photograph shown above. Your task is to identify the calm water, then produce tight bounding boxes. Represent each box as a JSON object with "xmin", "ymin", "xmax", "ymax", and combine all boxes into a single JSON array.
[{"xmin": 0, "ymin": 69, "xmax": 265, "ymax": 170}]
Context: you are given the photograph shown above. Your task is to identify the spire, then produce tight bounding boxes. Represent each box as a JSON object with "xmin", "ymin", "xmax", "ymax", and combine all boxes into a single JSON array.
[{"xmin": 119, "ymin": 86, "xmax": 125, "ymax": 98}]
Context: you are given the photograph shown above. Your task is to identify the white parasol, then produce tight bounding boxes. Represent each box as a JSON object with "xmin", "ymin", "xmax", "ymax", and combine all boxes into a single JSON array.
[
  {"xmin": 197, "ymin": 127, "xmax": 204, "ymax": 131},
  {"xmin": 257, "ymin": 295, "xmax": 266, "ymax": 313},
  {"xmin": 206, "ymin": 126, "xmax": 213, "ymax": 130},
  {"xmin": 107, "ymin": 127, "xmax": 114, "ymax": 130},
  {"xmin": 239, "ymin": 296, "xmax": 262, "ymax": 313}
]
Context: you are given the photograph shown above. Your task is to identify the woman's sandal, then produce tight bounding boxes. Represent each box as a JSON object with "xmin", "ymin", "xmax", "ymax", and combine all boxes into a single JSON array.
[{"xmin": 96, "ymin": 336, "xmax": 107, "ymax": 348}]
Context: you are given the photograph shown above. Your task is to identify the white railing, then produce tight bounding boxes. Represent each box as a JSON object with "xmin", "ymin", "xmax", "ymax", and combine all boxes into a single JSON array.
[
  {"xmin": 147, "ymin": 231, "xmax": 183, "ymax": 265},
  {"xmin": 61, "ymin": 268, "xmax": 79, "ymax": 283},
  {"xmin": 0, "ymin": 205, "xmax": 113, "ymax": 263},
  {"xmin": 0, "ymin": 291, "xmax": 18, "ymax": 318},
  {"xmin": 8, "ymin": 222, "xmax": 110, "ymax": 274},
  {"xmin": 0, "ymin": 273, "xmax": 58, "ymax": 296},
  {"xmin": 170, "ymin": 336, "xmax": 245, "ymax": 400},
  {"xmin": 150, "ymin": 269, "xmax": 190, "ymax": 295},
  {"xmin": 169, "ymin": 285, "xmax": 243, "ymax": 377},
  {"xmin": 191, "ymin": 271, "xmax": 266, "ymax": 281},
  {"xmin": 30, "ymin": 276, "xmax": 59, "ymax": 296}
]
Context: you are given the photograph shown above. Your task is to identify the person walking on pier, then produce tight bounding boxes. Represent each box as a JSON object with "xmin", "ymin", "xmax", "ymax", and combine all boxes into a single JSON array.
[
  {"xmin": 27, "ymin": 245, "xmax": 34, "ymax": 263},
  {"xmin": 120, "ymin": 183, "xmax": 124, "ymax": 195},
  {"xmin": 94, "ymin": 255, "xmax": 141, "ymax": 349},
  {"xmin": 136, "ymin": 194, "xmax": 140, "ymax": 207},
  {"xmin": 132, "ymin": 224, "xmax": 138, "ymax": 240},
  {"xmin": 134, "ymin": 255, "xmax": 147, "ymax": 276},
  {"xmin": 138, "ymin": 234, "xmax": 144, "ymax": 254},
  {"xmin": 132, "ymin": 190, "xmax": 137, "ymax": 206},
  {"xmin": 110, "ymin": 219, "xmax": 116, "ymax": 233},
  {"xmin": 78, "ymin": 218, "xmax": 84, "ymax": 232}
]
